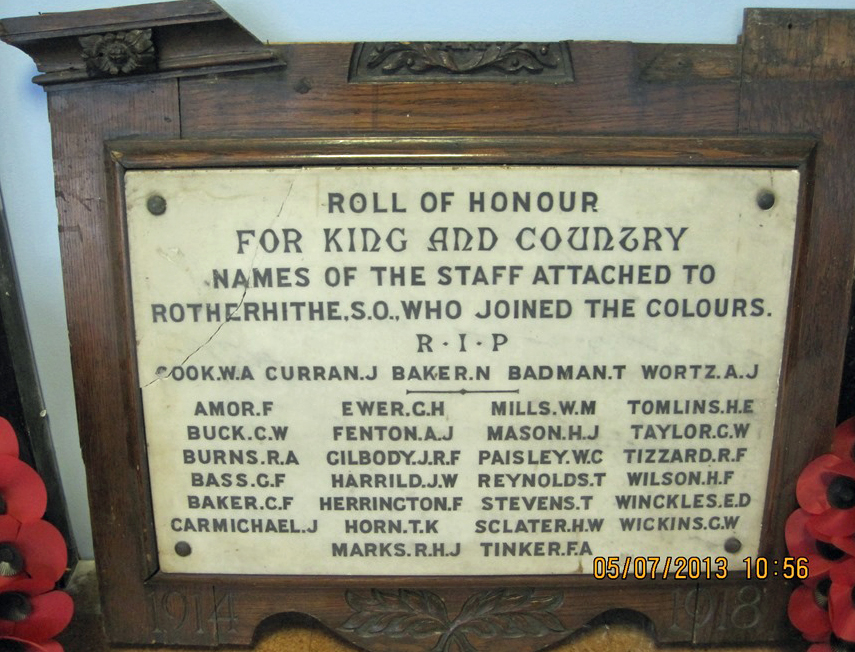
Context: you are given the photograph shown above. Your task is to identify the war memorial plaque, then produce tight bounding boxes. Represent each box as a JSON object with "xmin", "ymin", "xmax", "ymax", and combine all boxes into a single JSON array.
[
  {"xmin": 5, "ymin": 1, "xmax": 855, "ymax": 648},
  {"xmin": 125, "ymin": 165, "xmax": 799, "ymax": 575}
]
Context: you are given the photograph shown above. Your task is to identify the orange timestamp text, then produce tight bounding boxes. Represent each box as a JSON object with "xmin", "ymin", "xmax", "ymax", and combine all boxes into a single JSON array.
[{"xmin": 593, "ymin": 556, "xmax": 809, "ymax": 580}]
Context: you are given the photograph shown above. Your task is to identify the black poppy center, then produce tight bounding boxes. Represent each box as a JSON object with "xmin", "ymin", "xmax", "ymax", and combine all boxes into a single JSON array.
[
  {"xmin": 0, "ymin": 640, "xmax": 26, "ymax": 652},
  {"xmin": 0, "ymin": 494, "xmax": 6, "ymax": 516},
  {"xmin": 816, "ymin": 539, "xmax": 846, "ymax": 561},
  {"xmin": 815, "ymin": 577, "xmax": 832, "ymax": 609},
  {"xmin": 832, "ymin": 634, "xmax": 855, "ymax": 652},
  {"xmin": 0, "ymin": 592, "xmax": 31, "ymax": 622},
  {"xmin": 0, "ymin": 544, "xmax": 24, "ymax": 577},
  {"xmin": 828, "ymin": 475, "xmax": 855, "ymax": 509}
]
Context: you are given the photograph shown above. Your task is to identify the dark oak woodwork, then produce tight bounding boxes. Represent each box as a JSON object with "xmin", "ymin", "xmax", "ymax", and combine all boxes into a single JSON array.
[
  {"xmin": 739, "ymin": 10, "xmax": 855, "ymax": 592},
  {"xmin": 177, "ymin": 42, "xmax": 739, "ymax": 137},
  {"xmin": 0, "ymin": 0, "xmax": 283, "ymax": 86},
  {"xmin": 50, "ymin": 79, "xmax": 182, "ymax": 643},
  {"xmin": 3, "ymin": 2, "xmax": 854, "ymax": 649}
]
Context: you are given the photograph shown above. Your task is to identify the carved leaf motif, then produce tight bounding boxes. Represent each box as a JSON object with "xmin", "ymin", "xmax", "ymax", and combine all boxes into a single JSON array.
[
  {"xmin": 454, "ymin": 589, "xmax": 565, "ymax": 639},
  {"xmin": 494, "ymin": 46, "xmax": 551, "ymax": 72},
  {"xmin": 365, "ymin": 42, "xmax": 562, "ymax": 76},
  {"xmin": 342, "ymin": 588, "xmax": 564, "ymax": 652},
  {"xmin": 378, "ymin": 50, "xmax": 411, "ymax": 73},
  {"xmin": 342, "ymin": 589, "xmax": 448, "ymax": 639}
]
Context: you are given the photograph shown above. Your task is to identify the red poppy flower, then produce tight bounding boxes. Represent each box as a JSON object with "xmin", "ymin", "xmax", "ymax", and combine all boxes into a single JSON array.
[
  {"xmin": 829, "ymin": 558, "xmax": 855, "ymax": 640},
  {"xmin": 828, "ymin": 533, "xmax": 855, "ymax": 558},
  {"xmin": 811, "ymin": 458, "xmax": 855, "ymax": 539},
  {"xmin": 0, "ymin": 578, "xmax": 54, "ymax": 601},
  {"xmin": 798, "ymin": 454, "xmax": 849, "ymax": 513},
  {"xmin": 0, "ymin": 518, "xmax": 66, "ymax": 589},
  {"xmin": 789, "ymin": 581, "xmax": 832, "ymax": 641},
  {"xmin": 807, "ymin": 645, "xmax": 833, "ymax": 652},
  {"xmin": 0, "ymin": 420, "xmax": 18, "ymax": 459},
  {"xmin": 0, "ymin": 635, "xmax": 63, "ymax": 652},
  {"xmin": 833, "ymin": 417, "xmax": 855, "ymax": 462},
  {"xmin": 787, "ymin": 509, "xmax": 848, "ymax": 583},
  {"xmin": 795, "ymin": 452, "xmax": 855, "ymax": 538},
  {"xmin": 796, "ymin": 455, "xmax": 855, "ymax": 555},
  {"xmin": 0, "ymin": 589, "xmax": 73, "ymax": 642},
  {"xmin": 0, "ymin": 457, "xmax": 47, "ymax": 525}
]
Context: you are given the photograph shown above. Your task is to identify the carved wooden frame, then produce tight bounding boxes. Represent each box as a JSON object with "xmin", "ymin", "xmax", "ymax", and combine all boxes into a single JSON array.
[
  {"xmin": 104, "ymin": 135, "xmax": 815, "ymax": 651},
  {"xmin": 3, "ymin": 2, "xmax": 855, "ymax": 649}
]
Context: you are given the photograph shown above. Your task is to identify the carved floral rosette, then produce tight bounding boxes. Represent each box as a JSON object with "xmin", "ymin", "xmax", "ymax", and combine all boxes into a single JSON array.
[{"xmin": 79, "ymin": 29, "xmax": 156, "ymax": 77}]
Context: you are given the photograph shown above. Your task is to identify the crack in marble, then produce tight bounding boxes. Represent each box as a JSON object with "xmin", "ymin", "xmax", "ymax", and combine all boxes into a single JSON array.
[{"xmin": 141, "ymin": 185, "xmax": 292, "ymax": 388}]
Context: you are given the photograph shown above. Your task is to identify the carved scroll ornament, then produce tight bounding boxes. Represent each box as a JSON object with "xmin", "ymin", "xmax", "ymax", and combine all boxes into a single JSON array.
[{"xmin": 351, "ymin": 41, "xmax": 574, "ymax": 82}]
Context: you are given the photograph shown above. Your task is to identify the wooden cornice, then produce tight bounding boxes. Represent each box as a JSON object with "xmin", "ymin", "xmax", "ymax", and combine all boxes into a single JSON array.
[{"xmin": 0, "ymin": 0, "xmax": 284, "ymax": 87}]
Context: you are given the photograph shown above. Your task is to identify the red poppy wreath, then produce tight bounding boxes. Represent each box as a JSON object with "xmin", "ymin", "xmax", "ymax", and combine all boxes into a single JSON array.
[
  {"xmin": 0, "ymin": 418, "xmax": 72, "ymax": 652},
  {"xmin": 788, "ymin": 417, "xmax": 855, "ymax": 647}
]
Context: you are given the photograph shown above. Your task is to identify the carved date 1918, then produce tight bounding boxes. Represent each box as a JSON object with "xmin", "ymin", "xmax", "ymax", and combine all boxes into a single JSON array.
[{"xmin": 669, "ymin": 585, "xmax": 765, "ymax": 641}]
